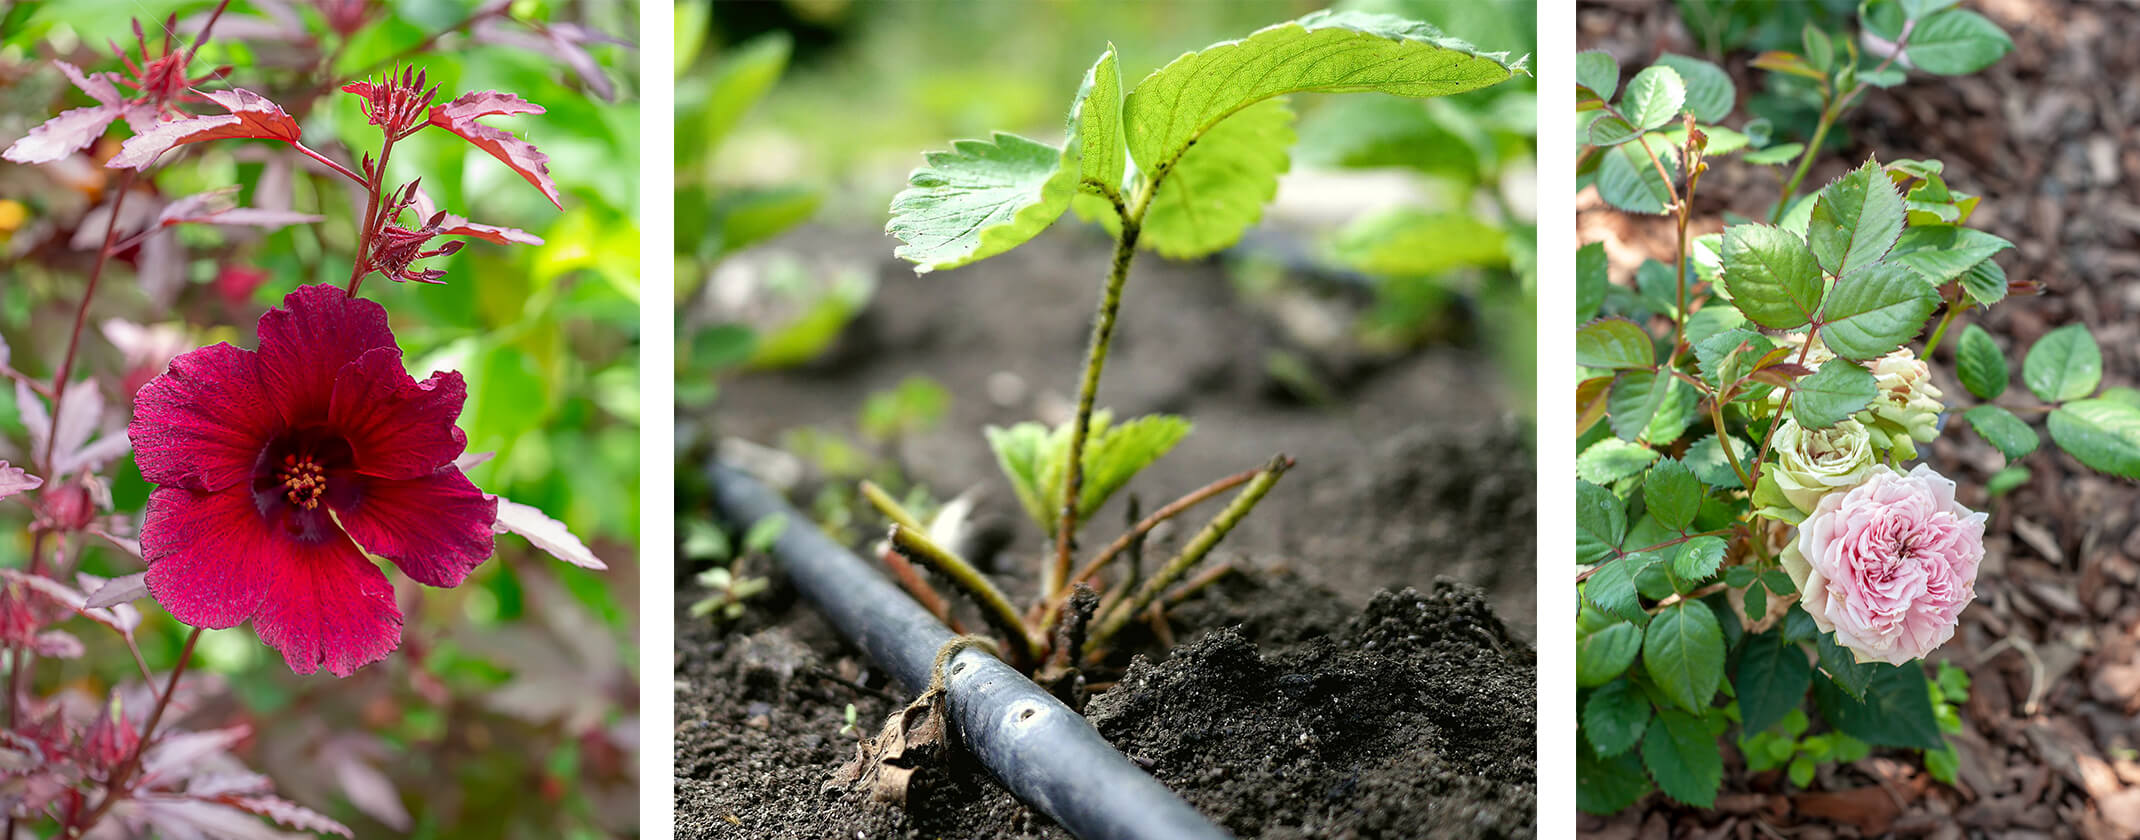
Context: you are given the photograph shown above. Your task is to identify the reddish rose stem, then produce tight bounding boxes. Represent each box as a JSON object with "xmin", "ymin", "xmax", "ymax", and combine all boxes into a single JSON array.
[{"xmin": 40, "ymin": 170, "xmax": 137, "ymax": 477}]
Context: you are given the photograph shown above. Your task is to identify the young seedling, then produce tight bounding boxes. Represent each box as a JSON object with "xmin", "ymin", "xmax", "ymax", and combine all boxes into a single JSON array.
[
  {"xmin": 687, "ymin": 514, "xmax": 782, "ymax": 621},
  {"xmin": 1574, "ymin": 2, "xmax": 2135, "ymax": 815},
  {"xmin": 874, "ymin": 11, "xmax": 1525, "ymax": 682}
]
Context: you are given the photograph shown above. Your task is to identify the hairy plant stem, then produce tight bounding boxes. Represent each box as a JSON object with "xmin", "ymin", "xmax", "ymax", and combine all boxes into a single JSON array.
[
  {"xmin": 69, "ymin": 627, "xmax": 203, "ymax": 838},
  {"xmin": 1048, "ymin": 189, "xmax": 1147, "ymax": 599},
  {"xmin": 1085, "ymin": 455, "xmax": 1290, "ymax": 657},
  {"xmin": 888, "ymin": 525, "xmax": 1040, "ymax": 669},
  {"xmin": 1036, "ymin": 464, "xmax": 1261, "ymax": 632}
]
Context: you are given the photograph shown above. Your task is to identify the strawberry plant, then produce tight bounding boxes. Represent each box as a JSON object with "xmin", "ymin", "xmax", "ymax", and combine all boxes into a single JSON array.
[
  {"xmin": 1572, "ymin": 0, "xmax": 2135, "ymax": 815},
  {"xmin": 0, "ymin": 2, "xmax": 631, "ymax": 835},
  {"xmin": 867, "ymin": 10, "xmax": 1524, "ymax": 686}
]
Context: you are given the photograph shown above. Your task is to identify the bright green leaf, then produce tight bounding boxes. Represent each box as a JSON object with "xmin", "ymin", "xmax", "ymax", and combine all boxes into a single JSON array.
[
  {"xmin": 1643, "ymin": 457, "xmax": 1703, "ymax": 531},
  {"xmin": 1645, "ymin": 601, "xmax": 1725, "ymax": 713},
  {"xmin": 1576, "ymin": 318, "xmax": 1655, "ymax": 370},
  {"xmin": 1806, "ymin": 158, "xmax": 1905, "ymax": 278},
  {"xmin": 2048, "ymin": 399, "xmax": 2140, "ymax": 478},
  {"xmin": 1654, "ymin": 53, "xmax": 1733, "ymax": 123},
  {"xmin": 887, "ymin": 132, "xmax": 1074, "ymax": 274},
  {"xmin": 1816, "ymin": 264, "xmax": 1941, "ymax": 360},
  {"xmin": 1069, "ymin": 46, "xmax": 1126, "ymax": 197},
  {"xmin": 1683, "ymin": 433, "xmax": 1753, "ymax": 490},
  {"xmin": 1578, "ymin": 623, "xmax": 1645, "ymax": 688},
  {"xmin": 2023, "ymin": 324, "xmax": 2102, "ymax": 403},
  {"xmin": 1577, "ymin": 480, "xmax": 1628, "ymax": 565},
  {"xmin": 1135, "ymin": 98, "xmax": 1294, "ymax": 259},
  {"xmin": 1622, "ymin": 65, "xmax": 1685, "ymax": 131},
  {"xmin": 1596, "ymin": 135, "xmax": 1678, "ymax": 214},
  {"xmin": 1642, "ymin": 707, "xmax": 1723, "ymax": 807},
  {"xmin": 1579, "ymin": 438, "xmax": 1660, "ymax": 485},
  {"xmin": 1963, "ymin": 404, "xmax": 2039, "ymax": 460},
  {"xmin": 1721, "ymin": 224, "xmax": 1823, "ymax": 329},
  {"xmin": 1791, "ymin": 359, "xmax": 1878, "ymax": 428},
  {"xmin": 1672, "ymin": 536, "xmax": 1726, "ymax": 583},
  {"xmin": 1583, "ymin": 678, "xmax": 1651, "ymax": 755},
  {"xmin": 1576, "ymin": 49, "xmax": 1619, "ymax": 99},
  {"xmin": 1956, "ymin": 324, "xmax": 2008, "ymax": 400},
  {"xmin": 1902, "ymin": 8, "xmax": 2014, "ymax": 75}
]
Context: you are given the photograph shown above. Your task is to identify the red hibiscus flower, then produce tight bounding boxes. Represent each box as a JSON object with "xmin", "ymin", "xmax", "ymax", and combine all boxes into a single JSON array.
[{"xmin": 127, "ymin": 284, "xmax": 495, "ymax": 676}]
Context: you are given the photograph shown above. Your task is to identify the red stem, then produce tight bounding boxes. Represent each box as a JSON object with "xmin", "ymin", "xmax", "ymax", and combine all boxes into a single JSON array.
[{"xmin": 67, "ymin": 628, "xmax": 202, "ymax": 838}]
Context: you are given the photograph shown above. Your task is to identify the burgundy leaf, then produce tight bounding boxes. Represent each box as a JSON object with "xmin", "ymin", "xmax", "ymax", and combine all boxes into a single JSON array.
[
  {"xmin": 230, "ymin": 796, "xmax": 355, "ymax": 839},
  {"xmin": 0, "ymin": 461, "xmax": 40, "ymax": 501},
  {"xmin": 32, "ymin": 630, "xmax": 83, "ymax": 658},
  {"xmin": 83, "ymin": 572, "xmax": 148, "ymax": 610},
  {"xmin": 158, "ymin": 187, "xmax": 323, "ymax": 230},
  {"xmin": 2, "ymin": 62, "xmax": 128, "ymax": 164},
  {"xmin": 410, "ymin": 187, "xmax": 542, "ymax": 246},
  {"xmin": 494, "ymin": 498, "xmax": 606, "ymax": 569},
  {"xmin": 323, "ymin": 742, "xmax": 410, "ymax": 831},
  {"xmin": 425, "ymin": 91, "xmax": 560, "ymax": 209},
  {"xmin": 186, "ymin": 771, "xmax": 273, "ymax": 798},
  {"xmin": 130, "ymin": 796, "xmax": 311, "ymax": 840},
  {"xmin": 3, "ymin": 105, "xmax": 124, "ymax": 164},
  {"xmin": 109, "ymin": 88, "xmax": 302, "ymax": 170},
  {"xmin": 0, "ymin": 569, "xmax": 135, "ymax": 637}
]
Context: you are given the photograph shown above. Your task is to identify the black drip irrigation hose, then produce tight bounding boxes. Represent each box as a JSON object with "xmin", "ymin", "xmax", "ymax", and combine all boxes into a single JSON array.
[{"xmin": 708, "ymin": 464, "xmax": 1234, "ymax": 840}]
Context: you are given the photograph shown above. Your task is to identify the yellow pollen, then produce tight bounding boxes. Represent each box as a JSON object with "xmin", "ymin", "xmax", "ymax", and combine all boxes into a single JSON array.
[{"xmin": 278, "ymin": 455, "xmax": 326, "ymax": 510}]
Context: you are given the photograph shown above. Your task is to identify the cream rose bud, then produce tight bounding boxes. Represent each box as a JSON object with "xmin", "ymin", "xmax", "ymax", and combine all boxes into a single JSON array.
[
  {"xmin": 1771, "ymin": 417, "xmax": 1875, "ymax": 513},
  {"xmin": 1868, "ymin": 347, "xmax": 1945, "ymax": 443},
  {"xmin": 1781, "ymin": 464, "xmax": 1987, "ymax": 666}
]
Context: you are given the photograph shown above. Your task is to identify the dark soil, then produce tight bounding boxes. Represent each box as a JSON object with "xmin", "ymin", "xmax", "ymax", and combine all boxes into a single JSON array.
[
  {"xmin": 677, "ymin": 224, "xmax": 1538, "ymax": 838},
  {"xmin": 1580, "ymin": 1, "xmax": 2140, "ymax": 837},
  {"xmin": 674, "ymin": 577, "xmax": 1537, "ymax": 840}
]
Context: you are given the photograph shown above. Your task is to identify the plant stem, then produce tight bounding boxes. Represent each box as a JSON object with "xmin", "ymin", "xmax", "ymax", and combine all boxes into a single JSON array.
[
  {"xmin": 1038, "ymin": 464, "xmax": 1261, "ymax": 631},
  {"xmin": 42, "ymin": 169, "xmax": 140, "ymax": 474},
  {"xmin": 1049, "ymin": 204, "xmax": 1143, "ymax": 599},
  {"xmin": 346, "ymin": 136, "xmax": 398, "ymax": 296},
  {"xmin": 1922, "ymin": 290, "xmax": 1964, "ymax": 356},
  {"xmin": 69, "ymin": 627, "xmax": 202, "ymax": 838},
  {"xmin": 1771, "ymin": 104, "xmax": 1836, "ymax": 222},
  {"xmin": 888, "ymin": 525, "xmax": 1040, "ymax": 669},
  {"xmin": 1085, "ymin": 455, "xmax": 1289, "ymax": 657}
]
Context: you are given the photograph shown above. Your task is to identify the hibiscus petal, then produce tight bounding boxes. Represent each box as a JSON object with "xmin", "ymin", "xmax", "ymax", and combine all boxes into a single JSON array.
[
  {"xmin": 142, "ymin": 486, "xmax": 278, "ymax": 629},
  {"xmin": 250, "ymin": 533, "xmax": 401, "ymax": 677},
  {"xmin": 328, "ymin": 347, "xmax": 468, "ymax": 480},
  {"xmin": 336, "ymin": 469, "xmax": 496, "ymax": 588},
  {"xmin": 130, "ymin": 343, "xmax": 279, "ymax": 492},
  {"xmin": 254, "ymin": 284, "xmax": 395, "ymax": 427}
]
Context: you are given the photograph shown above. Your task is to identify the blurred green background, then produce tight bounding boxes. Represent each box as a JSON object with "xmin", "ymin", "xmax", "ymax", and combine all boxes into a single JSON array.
[{"xmin": 0, "ymin": 1, "xmax": 638, "ymax": 836}]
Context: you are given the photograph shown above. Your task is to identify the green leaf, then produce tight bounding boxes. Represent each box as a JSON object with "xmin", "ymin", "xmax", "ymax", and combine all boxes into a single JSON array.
[
  {"xmin": 1576, "ymin": 49, "xmax": 1619, "ymax": 100},
  {"xmin": 1643, "ymin": 457, "xmax": 1704, "ymax": 531},
  {"xmin": 695, "ymin": 32, "xmax": 791, "ymax": 155},
  {"xmin": 1596, "ymin": 135, "xmax": 1678, "ymax": 214},
  {"xmin": 1683, "ymin": 433, "xmax": 1753, "ymax": 490},
  {"xmin": 1788, "ymin": 753, "xmax": 1817, "ymax": 787},
  {"xmin": 1069, "ymin": 46, "xmax": 1126, "ymax": 197},
  {"xmin": 1816, "ymin": 264, "xmax": 1942, "ymax": 360},
  {"xmin": 1331, "ymin": 208, "xmax": 1507, "ymax": 277},
  {"xmin": 1744, "ymin": 582, "xmax": 1769, "ymax": 621},
  {"xmin": 1887, "ymin": 225, "xmax": 2013, "ymax": 284},
  {"xmin": 985, "ymin": 422, "xmax": 1055, "ymax": 532},
  {"xmin": 887, "ymin": 132, "xmax": 1074, "ymax": 274},
  {"xmin": 1816, "ymin": 666, "xmax": 1943, "ymax": 749},
  {"xmin": 1578, "ymin": 242, "xmax": 1609, "ymax": 322},
  {"xmin": 1121, "ymin": 10, "xmax": 1518, "ymax": 181},
  {"xmin": 1815, "ymin": 631, "xmax": 1890, "ymax": 700},
  {"xmin": 1806, "ymin": 159, "xmax": 1905, "ymax": 279},
  {"xmin": 742, "ymin": 513, "xmax": 789, "ymax": 555},
  {"xmin": 1607, "ymin": 369, "xmax": 1669, "ymax": 442},
  {"xmin": 1926, "ymin": 743, "xmax": 1960, "ymax": 786},
  {"xmin": 1586, "ymin": 114, "xmax": 1640, "ymax": 147},
  {"xmin": 1694, "ymin": 328, "xmax": 1773, "ymax": 388},
  {"xmin": 1645, "ymin": 601, "xmax": 1725, "ymax": 713},
  {"xmin": 1577, "ymin": 480, "xmax": 1628, "ymax": 566},
  {"xmin": 1956, "ymin": 324, "xmax": 2008, "ymax": 400},
  {"xmin": 1583, "ymin": 679, "xmax": 1651, "ymax": 755},
  {"xmin": 1959, "ymin": 258, "xmax": 2008, "ymax": 306},
  {"xmin": 1642, "ymin": 707, "xmax": 1723, "ymax": 808},
  {"xmin": 1720, "ymin": 224, "xmax": 1823, "ymax": 329},
  {"xmin": 1654, "ymin": 54, "xmax": 1734, "ymax": 123},
  {"xmin": 1577, "ymin": 733, "xmax": 1652, "ymax": 814},
  {"xmin": 1063, "ymin": 413, "xmax": 1194, "ymax": 522},
  {"xmin": 1902, "ymin": 8, "xmax": 2014, "ymax": 75},
  {"xmin": 1134, "ymin": 98, "xmax": 1294, "ymax": 259},
  {"xmin": 1579, "ymin": 438, "xmax": 1660, "ymax": 484},
  {"xmin": 1735, "ymin": 631, "xmax": 1813, "ymax": 735},
  {"xmin": 2048, "ymin": 399, "xmax": 2140, "ymax": 478},
  {"xmin": 1579, "ymin": 623, "xmax": 1645, "ymax": 688},
  {"xmin": 2023, "ymin": 324, "xmax": 2103, "ymax": 403},
  {"xmin": 1963, "ymin": 405, "xmax": 2040, "ymax": 459},
  {"xmin": 1576, "ymin": 318, "xmax": 1655, "ymax": 370},
  {"xmin": 1584, "ymin": 553, "xmax": 1652, "ymax": 625},
  {"xmin": 1621, "ymin": 65, "xmax": 1685, "ymax": 131},
  {"xmin": 1791, "ymin": 359, "xmax": 1878, "ymax": 428},
  {"xmin": 1672, "ymin": 536, "xmax": 1726, "ymax": 583}
]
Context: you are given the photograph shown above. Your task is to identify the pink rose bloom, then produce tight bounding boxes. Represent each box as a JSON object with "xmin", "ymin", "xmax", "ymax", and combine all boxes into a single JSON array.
[{"xmin": 1781, "ymin": 464, "xmax": 1987, "ymax": 665}]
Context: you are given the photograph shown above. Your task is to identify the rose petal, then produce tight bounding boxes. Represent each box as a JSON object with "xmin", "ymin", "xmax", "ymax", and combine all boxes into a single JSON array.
[
  {"xmin": 130, "ymin": 343, "xmax": 280, "ymax": 493},
  {"xmin": 142, "ymin": 486, "xmax": 278, "ymax": 629},
  {"xmin": 328, "ymin": 347, "xmax": 468, "ymax": 480},
  {"xmin": 254, "ymin": 284, "xmax": 395, "ymax": 427},
  {"xmin": 336, "ymin": 469, "xmax": 496, "ymax": 589},
  {"xmin": 249, "ymin": 533, "xmax": 401, "ymax": 677}
]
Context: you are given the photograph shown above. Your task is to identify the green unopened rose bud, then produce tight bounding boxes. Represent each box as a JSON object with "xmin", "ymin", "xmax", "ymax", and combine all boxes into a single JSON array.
[
  {"xmin": 1771, "ymin": 417, "xmax": 1874, "ymax": 513},
  {"xmin": 1866, "ymin": 347, "xmax": 1944, "ymax": 445}
]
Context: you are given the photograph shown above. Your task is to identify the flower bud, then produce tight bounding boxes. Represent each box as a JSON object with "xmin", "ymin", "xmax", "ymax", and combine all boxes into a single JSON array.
[{"xmin": 1769, "ymin": 417, "xmax": 1875, "ymax": 513}]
